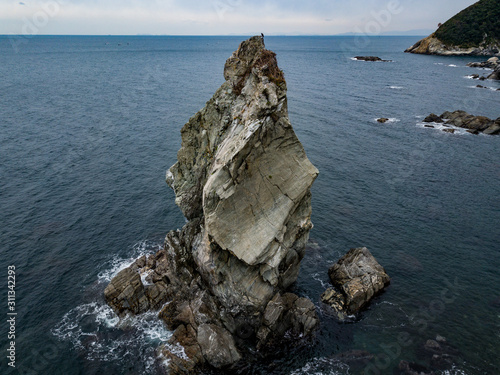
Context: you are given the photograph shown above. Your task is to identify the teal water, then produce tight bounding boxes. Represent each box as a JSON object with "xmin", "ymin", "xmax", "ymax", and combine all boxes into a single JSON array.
[{"xmin": 0, "ymin": 36, "xmax": 499, "ymax": 374}]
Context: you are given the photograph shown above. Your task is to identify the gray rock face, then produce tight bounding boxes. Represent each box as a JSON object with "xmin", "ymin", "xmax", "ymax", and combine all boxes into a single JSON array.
[
  {"xmin": 321, "ymin": 247, "xmax": 390, "ymax": 319},
  {"xmin": 106, "ymin": 36, "xmax": 319, "ymax": 374},
  {"xmin": 197, "ymin": 324, "xmax": 241, "ymax": 368},
  {"xmin": 104, "ymin": 267, "xmax": 150, "ymax": 315},
  {"xmin": 167, "ymin": 35, "xmax": 318, "ymax": 312}
]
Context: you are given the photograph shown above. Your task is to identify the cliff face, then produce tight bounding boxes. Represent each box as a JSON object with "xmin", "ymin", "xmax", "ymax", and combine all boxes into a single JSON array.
[
  {"xmin": 405, "ymin": 0, "xmax": 500, "ymax": 56},
  {"xmin": 105, "ymin": 36, "xmax": 319, "ymax": 373},
  {"xmin": 167, "ymin": 36, "xmax": 318, "ymax": 310}
]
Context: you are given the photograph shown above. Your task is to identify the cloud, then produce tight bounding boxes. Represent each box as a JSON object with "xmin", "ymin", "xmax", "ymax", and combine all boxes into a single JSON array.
[{"xmin": 0, "ymin": 0, "xmax": 478, "ymax": 35}]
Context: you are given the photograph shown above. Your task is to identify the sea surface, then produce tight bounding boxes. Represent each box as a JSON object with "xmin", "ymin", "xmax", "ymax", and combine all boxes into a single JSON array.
[{"xmin": 0, "ymin": 36, "xmax": 499, "ymax": 375}]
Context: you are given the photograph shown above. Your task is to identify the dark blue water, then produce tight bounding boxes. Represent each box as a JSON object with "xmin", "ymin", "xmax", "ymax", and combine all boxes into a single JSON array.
[{"xmin": 1, "ymin": 36, "xmax": 499, "ymax": 375}]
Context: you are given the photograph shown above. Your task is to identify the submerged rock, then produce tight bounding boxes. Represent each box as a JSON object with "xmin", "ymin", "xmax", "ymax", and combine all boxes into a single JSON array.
[
  {"xmin": 106, "ymin": 36, "xmax": 319, "ymax": 373},
  {"xmin": 321, "ymin": 247, "xmax": 390, "ymax": 319}
]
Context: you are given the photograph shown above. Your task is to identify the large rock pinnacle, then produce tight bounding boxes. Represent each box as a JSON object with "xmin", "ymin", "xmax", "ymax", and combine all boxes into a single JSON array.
[
  {"xmin": 106, "ymin": 36, "xmax": 319, "ymax": 373},
  {"xmin": 167, "ymin": 35, "xmax": 318, "ymax": 309}
]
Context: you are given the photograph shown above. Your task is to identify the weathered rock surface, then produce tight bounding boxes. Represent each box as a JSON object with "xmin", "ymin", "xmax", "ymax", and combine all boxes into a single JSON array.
[
  {"xmin": 105, "ymin": 36, "xmax": 319, "ymax": 374},
  {"xmin": 422, "ymin": 110, "xmax": 500, "ymax": 135},
  {"xmin": 354, "ymin": 56, "xmax": 392, "ymax": 62},
  {"xmin": 321, "ymin": 247, "xmax": 390, "ymax": 319}
]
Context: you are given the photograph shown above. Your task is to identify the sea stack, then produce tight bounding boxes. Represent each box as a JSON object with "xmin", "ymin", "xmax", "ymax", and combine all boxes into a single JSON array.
[
  {"xmin": 105, "ymin": 36, "xmax": 319, "ymax": 373},
  {"xmin": 405, "ymin": 0, "xmax": 500, "ymax": 56}
]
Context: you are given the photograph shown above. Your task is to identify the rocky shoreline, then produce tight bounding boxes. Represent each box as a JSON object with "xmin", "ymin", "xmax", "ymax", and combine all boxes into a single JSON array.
[
  {"xmin": 422, "ymin": 111, "xmax": 500, "ymax": 135},
  {"xmin": 405, "ymin": 34, "xmax": 500, "ymax": 57},
  {"xmin": 467, "ymin": 57, "xmax": 500, "ymax": 81}
]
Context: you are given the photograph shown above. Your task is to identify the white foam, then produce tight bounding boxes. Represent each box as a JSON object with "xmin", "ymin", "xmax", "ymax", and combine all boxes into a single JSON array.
[
  {"xmin": 141, "ymin": 270, "xmax": 154, "ymax": 286},
  {"xmin": 468, "ymin": 85, "xmax": 499, "ymax": 91},
  {"xmin": 441, "ymin": 365, "xmax": 469, "ymax": 375},
  {"xmin": 417, "ymin": 121, "xmax": 471, "ymax": 136},
  {"xmin": 389, "ymin": 85, "xmax": 404, "ymax": 89},
  {"xmin": 97, "ymin": 239, "xmax": 162, "ymax": 283},
  {"xmin": 448, "ymin": 64, "xmax": 458, "ymax": 67},
  {"xmin": 312, "ymin": 272, "xmax": 330, "ymax": 290},
  {"xmin": 52, "ymin": 302, "xmax": 172, "ymax": 368},
  {"xmin": 290, "ymin": 356, "xmax": 348, "ymax": 375}
]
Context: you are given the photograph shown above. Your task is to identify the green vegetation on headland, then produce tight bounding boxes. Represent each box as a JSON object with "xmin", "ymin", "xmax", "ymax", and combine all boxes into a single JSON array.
[{"xmin": 434, "ymin": 0, "xmax": 500, "ymax": 48}]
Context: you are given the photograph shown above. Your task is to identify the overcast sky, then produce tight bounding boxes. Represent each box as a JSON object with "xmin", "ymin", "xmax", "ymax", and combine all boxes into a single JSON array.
[{"xmin": 0, "ymin": 0, "xmax": 478, "ymax": 35}]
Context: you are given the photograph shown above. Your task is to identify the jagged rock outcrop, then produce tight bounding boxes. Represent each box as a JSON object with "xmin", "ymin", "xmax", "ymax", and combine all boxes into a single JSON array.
[
  {"xmin": 488, "ymin": 64, "xmax": 500, "ymax": 80},
  {"xmin": 467, "ymin": 57, "xmax": 500, "ymax": 80},
  {"xmin": 421, "ymin": 110, "xmax": 500, "ymax": 135},
  {"xmin": 321, "ymin": 247, "xmax": 390, "ymax": 320},
  {"xmin": 467, "ymin": 56, "xmax": 499, "ymax": 69},
  {"xmin": 405, "ymin": 0, "xmax": 500, "ymax": 56},
  {"xmin": 105, "ymin": 36, "xmax": 319, "ymax": 374}
]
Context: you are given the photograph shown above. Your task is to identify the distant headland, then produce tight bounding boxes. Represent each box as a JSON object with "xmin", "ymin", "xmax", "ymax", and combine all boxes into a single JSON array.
[{"xmin": 405, "ymin": 0, "xmax": 500, "ymax": 56}]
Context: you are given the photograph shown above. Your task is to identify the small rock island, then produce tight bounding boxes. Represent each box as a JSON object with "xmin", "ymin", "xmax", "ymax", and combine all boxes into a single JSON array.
[{"xmin": 105, "ymin": 36, "xmax": 319, "ymax": 374}]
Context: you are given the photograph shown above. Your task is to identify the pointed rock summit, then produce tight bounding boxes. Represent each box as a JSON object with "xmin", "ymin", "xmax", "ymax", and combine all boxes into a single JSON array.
[{"xmin": 105, "ymin": 36, "xmax": 319, "ymax": 373}]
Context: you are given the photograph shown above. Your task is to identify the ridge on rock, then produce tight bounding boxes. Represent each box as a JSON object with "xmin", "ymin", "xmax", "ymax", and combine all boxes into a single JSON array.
[{"xmin": 105, "ymin": 36, "xmax": 319, "ymax": 374}]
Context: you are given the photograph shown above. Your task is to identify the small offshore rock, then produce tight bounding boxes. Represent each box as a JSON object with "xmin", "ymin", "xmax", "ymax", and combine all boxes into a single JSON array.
[
  {"xmin": 322, "ymin": 247, "xmax": 390, "ymax": 316},
  {"xmin": 377, "ymin": 118, "xmax": 389, "ymax": 123},
  {"xmin": 424, "ymin": 125, "xmax": 435, "ymax": 128},
  {"xmin": 442, "ymin": 129, "xmax": 455, "ymax": 134},
  {"xmin": 354, "ymin": 56, "xmax": 391, "ymax": 62}
]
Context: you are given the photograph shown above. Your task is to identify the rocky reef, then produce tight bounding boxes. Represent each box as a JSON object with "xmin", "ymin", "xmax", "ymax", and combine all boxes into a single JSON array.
[
  {"xmin": 405, "ymin": 0, "xmax": 500, "ymax": 57},
  {"xmin": 423, "ymin": 111, "xmax": 500, "ymax": 135},
  {"xmin": 321, "ymin": 247, "xmax": 390, "ymax": 320},
  {"xmin": 353, "ymin": 56, "xmax": 392, "ymax": 62},
  {"xmin": 105, "ymin": 36, "xmax": 319, "ymax": 373},
  {"xmin": 467, "ymin": 57, "xmax": 500, "ymax": 81}
]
